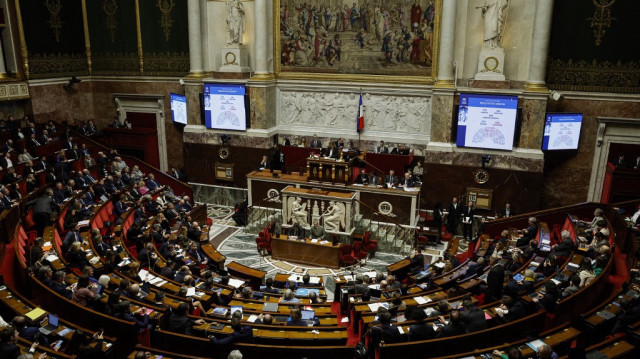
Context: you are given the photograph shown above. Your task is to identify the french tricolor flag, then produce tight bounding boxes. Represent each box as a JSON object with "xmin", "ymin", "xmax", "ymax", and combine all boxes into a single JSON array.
[{"xmin": 357, "ymin": 93, "xmax": 364, "ymax": 133}]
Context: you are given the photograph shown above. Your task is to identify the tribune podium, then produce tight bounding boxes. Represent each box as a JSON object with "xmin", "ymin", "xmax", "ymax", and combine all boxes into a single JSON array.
[
  {"xmin": 306, "ymin": 156, "xmax": 354, "ymax": 186},
  {"xmin": 281, "ymin": 186, "xmax": 356, "ymax": 235}
]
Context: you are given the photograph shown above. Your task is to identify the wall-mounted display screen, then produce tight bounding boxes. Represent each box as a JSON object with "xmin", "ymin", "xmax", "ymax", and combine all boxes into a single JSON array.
[
  {"xmin": 170, "ymin": 93, "xmax": 187, "ymax": 125},
  {"xmin": 456, "ymin": 93, "xmax": 519, "ymax": 151},
  {"xmin": 542, "ymin": 113, "xmax": 583, "ymax": 150},
  {"xmin": 203, "ymin": 84, "xmax": 247, "ymax": 131}
]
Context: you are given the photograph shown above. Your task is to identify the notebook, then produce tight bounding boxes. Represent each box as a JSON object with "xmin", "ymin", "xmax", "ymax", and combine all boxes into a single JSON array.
[
  {"xmin": 39, "ymin": 314, "xmax": 59, "ymax": 335},
  {"xmin": 597, "ymin": 310, "xmax": 615, "ymax": 320}
]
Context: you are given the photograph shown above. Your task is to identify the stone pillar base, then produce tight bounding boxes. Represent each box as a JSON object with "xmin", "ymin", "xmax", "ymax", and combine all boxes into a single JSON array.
[
  {"xmin": 475, "ymin": 46, "xmax": 506, "ymax": 81},
  {"xmin": 219, "ymin": 45, "xmax": 251, "ymax": 73}
]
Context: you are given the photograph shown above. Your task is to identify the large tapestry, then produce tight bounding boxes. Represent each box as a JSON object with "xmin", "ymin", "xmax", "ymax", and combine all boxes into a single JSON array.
[
  {"xmin": 547, "ymin": 0, "xmax": 640, "ymax": 93},
  {"xmin": 275, "ymin": 0, "xmax": 440, "ymax": 83}
]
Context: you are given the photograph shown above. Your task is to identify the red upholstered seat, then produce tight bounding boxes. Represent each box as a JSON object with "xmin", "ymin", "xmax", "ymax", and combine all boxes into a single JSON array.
[
  {"xmin": 353, "ymin": 241, "xmax": 368, "ymax": 261},
  {"xmin": 363, "ymin": 231, "xmax": 378, "ymax": 254},
  {"xmin": 339, "ymin": 245, "xmax": 357, "ymax": 266},
  {"xmin": 24, "ymin": 209, "xmax": 36, "ymax": 230}
]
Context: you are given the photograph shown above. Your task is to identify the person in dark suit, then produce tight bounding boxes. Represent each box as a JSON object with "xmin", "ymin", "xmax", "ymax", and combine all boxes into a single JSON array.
[
  {"xmin": 460, "ymin": 300, "xmax": 488, "ymax": 333},
  {"xmin": 516, "ymin": 217, "xmax": 538, "ymax": 248},
  {"xmin": 26, "ymin": 188, "xmax": 58, "ymax": 236},
  {"xmin": 270, "ymin": 144, "xmax": 282, "ymax": 171},
  {"xmin": 462, "ymin": 201, "xmax": 475, "ymax": 240},
  {"xmin": 612, "ymin": 153, "xmax": 626, "ymax": 167},
  {"xmin": 0, "ymin": 325, "xmax": 27, "ymax": 359},
  {"xmin": 433, "ymin": 202, "xmax": 444, "ymax": 231},
  {"xmin": 326, "ymin": 143, "xmax": 339, "ymax": 159},
  {"xmin": 399, "ymin": 172, "xmax": 415, "ymax": 188},
  {"xmin": 309, "ymin": 134, "xmax": 322, "ymax": 148},
  {"xmin": 409, "ymin": 248, "xmax": 425, "ymax": 271},
  {"xmin": 288, "ymin": 222, "xmax": 305, "ymax": 237},
  {"xmin": 63, "ymin": 136, "xmax": 74, "ymax": 150},
  {"xmin": 377, "ymin": 312, "xmax": 402, "ymax": 343},
  {"xmin": 436, "ymin": 310, "xmax": 466, "ymax": 337},
  {"xmin": 355, "ymin": 168, "xmax": 370, "ymax": 184},
  {"xmin": 11, "ymin": 316, "xmax": 48, "ymax": 345},
  {"xmin": 27, "ymin": 133, "xmax": 42, "ymax": 149},
  {"xmin": 375, "ymin": 140, "xmax": 389, "ymax": 154},
  {"xmin": 50, "ymin": 270, "xmax": 72, "ymax": 299},
  {"xmin": 533, "ymin": 281, "xmax": 560, "ymax": 313},
  {"xmin": 551, "ymin": 230, "xmax": 575, "ymax": 258},
  {"xmin": 485, "ymin": 255, "xmax": 505, "ymax": 302},
  {"xmin": 114, "ymin": 301, "xmax": 151, "ymax": 333},
  {"xmin": 260, "ymin": 277, "xmax": 280, "ymax": 294},
  {"xmin": 447, "ymin": 197, "xmax": 462, "ymax": 235},
  {"xmin": 145, "ymin": 174, "xmax": 162, "ymax": 191},
  {"xmin": 384, "ymin": 169, "xmax": 399, "ymax": 188},
  {"xmin": 209, "ymin": 317, "xmax": 254, "ymax": 346},
  {"xmin": 408, "ymin": 309, "xmax": 435, "ymax": 341},
  {"xmin": 168, "ymin": 303, "xmax": 204, "ymax": 335},
  {"xmin": 501, "ymin": 202, "xmax": 515, "ymax": 218},
  {"xmin": 611, "ymin": 298, "xmax": 640, "ymax": 335}
]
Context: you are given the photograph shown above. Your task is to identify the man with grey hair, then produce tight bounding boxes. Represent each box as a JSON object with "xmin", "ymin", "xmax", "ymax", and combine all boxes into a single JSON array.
[
  {"xmin": 516, "ymin": 217, "xmax": 538, "ymax": 248},
  {"xmin": 228, "ymin": 350, "xmax": 243, "ymax": 359},
  {"xmin": 279, "ymin": 289, "xmax": 300, "ymax": 304},
  {"xmin": 582, "ymin": 208, "xmax": 605, "ymax": 231},
  {"xmin": 551, "ymin": 230, "xmax": 575, "ymax": 258}
]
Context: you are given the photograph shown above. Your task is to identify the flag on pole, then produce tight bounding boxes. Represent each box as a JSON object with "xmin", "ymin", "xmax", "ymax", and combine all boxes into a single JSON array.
[{"xmin": 357, "ymin": 93, "xmax": 365, "ymax": 133}]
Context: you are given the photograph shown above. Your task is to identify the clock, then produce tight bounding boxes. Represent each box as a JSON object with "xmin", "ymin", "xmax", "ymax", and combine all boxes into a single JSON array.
[
  {"xmin": 473, "ymin": 168, "xmax": 489, "ymax": 184},
  {"xmin": 218, "ymin": 147, "xmax": 230, "ymax": 160}
]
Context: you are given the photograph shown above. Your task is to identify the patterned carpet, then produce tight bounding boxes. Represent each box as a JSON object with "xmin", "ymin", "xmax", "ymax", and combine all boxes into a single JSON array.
[{"xmin": 204, "ymin": 204, "xmax": 446, "ymax": 298}]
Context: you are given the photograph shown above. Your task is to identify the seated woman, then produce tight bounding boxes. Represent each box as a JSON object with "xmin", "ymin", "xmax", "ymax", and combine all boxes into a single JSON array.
[
  {"xmin": 72, "ymin": 275, "xmax": 97, "ymax": 307},
  {"xmin": 67, "ymin": 241, "xmax": 88, "ymax": 269},
  {"xmin": 63, "ymin": 329, "xmax": 106, "ymax": 359}
]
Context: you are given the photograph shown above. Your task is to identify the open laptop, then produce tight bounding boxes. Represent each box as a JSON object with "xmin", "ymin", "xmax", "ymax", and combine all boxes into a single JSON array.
[
  {"xmin": 139, "ymin": 282, "xmax": 151, "ymax": 298},
  {"xmin": 39, "ymin": 314, "xmax": 59, "ymax": 335},
  {"xmin": 301, "ymin": 310, "xmax": 315, "ymax": 325},
  {"xmin": 94, "ymin": 284, "xmax": 105, "ymax": 300}
]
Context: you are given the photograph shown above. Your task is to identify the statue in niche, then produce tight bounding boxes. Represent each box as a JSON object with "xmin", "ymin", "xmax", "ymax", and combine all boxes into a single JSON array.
[
  {"xmin": 322, "ymin": 201, "xmax": 345, "ymax": 232},
  {"xmin": 477, "ymin": 0, "xmax": 509, "ymax": 49},
  {"xmin": 226, "ymin": 0, "xmax": 245, "ymax": 45}
]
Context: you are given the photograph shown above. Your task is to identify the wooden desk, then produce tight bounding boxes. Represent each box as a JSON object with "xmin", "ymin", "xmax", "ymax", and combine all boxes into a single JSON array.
[
  {"xmin": 271, "ymin": 236, "xmax": 342, "ymax": 268},
  {"xmin": 226, "ymin": 261, "xmax": 266, "ymax": 289}
]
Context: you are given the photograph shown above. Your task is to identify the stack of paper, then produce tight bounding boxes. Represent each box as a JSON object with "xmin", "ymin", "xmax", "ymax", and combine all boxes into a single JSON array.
[
  {"xmin": 309, "ymin": 277, "xmax": 321, "ymax": 285},
  {"xmin": 414, "ymin": 296, "xmax": 428, "ymax": 305},
  {"xmin": 228, "ymin": 278, "xmax": 245, "ymax": 288}
]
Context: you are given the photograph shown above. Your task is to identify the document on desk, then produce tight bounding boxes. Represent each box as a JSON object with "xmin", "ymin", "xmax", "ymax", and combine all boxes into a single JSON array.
[
  {"xmin": 414, "ymin": 296, "xmax": 428, "ymax": 305},
  {"xmin": 228, "ymin": 278, "xmax": 245, "ymax": 288},
  {"xmin": 309, "ymin": 276, "xmax": 321, "ymax": 284},
  {"xmin": 247, "ymin": 315, "xmax": 258, "ymax": 323},
  {"xmin": 186, "ymin": 287, "xmax": 196, "ymax": 297},
  {"xmin": 45, "ymin": 254, "xmax": 59, "ymax": 262},
  {"xmin": 310, "ymin": 239, "xmax": 319, "ymax": 243}
]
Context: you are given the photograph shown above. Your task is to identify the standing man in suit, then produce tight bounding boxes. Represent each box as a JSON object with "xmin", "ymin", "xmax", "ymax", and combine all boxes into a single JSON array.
[
  {"xmin": 384, "ymin": 169, "xmax": 398, "ymax": 188},
  {"xmin": 447, "ymin": 197, "xmax": 462, "ymax": 235},
  {"xmin": 270, "ymin": 144, "xmax": 282, "ymax": 171},
  {"xmin": 462, "ymin": 201, "xmax": 475, "ymax": 241},
  {"xmin": 501, "ymin": 202, "xmax": 515, "ymax": 218},
  {"xmin": 485, "ymin": 255, "xmax": 505, "ymax": 302},
  {"xmin": 310, "ymin": 134, "xmax": 322, "ymax": 148},
  {"xmin": 26, "ymin": 188, "xmax": 58, "ymax": 236},
  {"xmin": 375, "ymin": 140, "xmax": 388, "ymax": 154}
]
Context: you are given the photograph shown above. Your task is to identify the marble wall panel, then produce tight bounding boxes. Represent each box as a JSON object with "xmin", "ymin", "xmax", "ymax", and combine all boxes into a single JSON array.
[
  {"xmin": 520, "ymin": 97, "xmax": 547, "ymax": 149},
  {"xmin": 424, "ymin": 150, "xmax": 544, "ymax": 173},
  {"xmin": 249, "ymin": 85, "xmax": 276, "ymax": 129},
  {"xmin": 430, "ymin": 91, "xmax": 454, "ymax": 143},
  {"xmin": 29, "ymin": 81, "xmax": 96, "ymax": 124},
  {"xmin": 192, "ymin": 183, "xmax": 247, "ymax": 206},
  {"xmin": 543, "ymin": 98, "xmax": 640, "ymax": 208},
  {"xmin": 185, "ymin": 83, "xmax": 202, "ymax": 125}
]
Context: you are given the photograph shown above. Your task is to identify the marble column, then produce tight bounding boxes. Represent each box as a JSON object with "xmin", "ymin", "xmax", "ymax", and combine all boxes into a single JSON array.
[
  {"xmin": 187, "ymin": 0, "xmax": 204, "ymax": 76},
  {"xmin": 524, "ymin": 0, "xmax": 554, "ymax": 92},
  {"xmin": 434, "ymin": 0, "xmax": 457, "ymax": 87},
  {"xmin": 519, "ymin": 94, "xmax": 548, "ymax": 149},
  {"xmin": 199, "ymin": 0, "xmax": 210, "ymax": 72},
  {"xmin": 185, "ymin": 83, "xmax": 202, "ymax": 126},
  {"xmin": 251, "ymin": 0, "xmax": 273, "ymax": 80},
  {"xmin": 0, "ymin": 34, "xmax": 8, "ymax": 79}
]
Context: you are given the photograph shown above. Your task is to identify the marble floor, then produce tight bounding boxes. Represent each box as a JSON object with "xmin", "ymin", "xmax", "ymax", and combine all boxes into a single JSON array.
[{"xmin": 204, "ymin": 204, "xmax": 449, "ymax": 298}]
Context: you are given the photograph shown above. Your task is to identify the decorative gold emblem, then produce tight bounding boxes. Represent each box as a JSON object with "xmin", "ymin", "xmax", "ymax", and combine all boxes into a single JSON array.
[
  {"xmin": 157, "ymin": 0, "xmax": 175, "ymax": 42},
  {"xmin": 103, "ymin": 0, "xmax": 118, "ymax": 43},
  {"xmin": 483, "ymin": 56, "xmax": 499, "ymax": 72},
  {"xmin": 45, "ymin": 0, "xmax": 63, "ymax": 43},
  {"xmin": 587, "ymin": 0, "xmax": 616, "ymax": 46},
  {"xmin": 224, "ymin": 52, "xmax": 238, "ymax": 66}
]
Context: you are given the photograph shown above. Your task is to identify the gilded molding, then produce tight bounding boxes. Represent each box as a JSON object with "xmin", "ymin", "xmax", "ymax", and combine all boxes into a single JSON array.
[
  {"xmin": 547, "ymin": 58, "xmax": 640, "ymax": 94},
  {"xmin": 81, "ymin": 0, "xmax": 92, "ymax": 75},
  {"xmin": 29, "ymin": 53, "xmax": 88, "ymax": 78},
  {"xmin": 273, "ymin": 0, "xmax": 441, "ymax": 84},
  {"xmin": 92, "ymin": 53, "xmax": 140, "ymax": 76},
  {"xmin": 103, "ymin": 0, "xmax": 118, "ymax": 43},
  {"xmin": 143, "ymin": 51, "xmax": 189, "ymax": 76},
  {"xmin": 45, "ymin": 0, "xmax": 63, "ymax": 43},
  {"xmin": 0, "ymin": 82, "xmax": 29, "ymax": 101},
  {"xmin": 587, "ymin": 0, "xmax": 616, "ymax": 46},
  {"xmin": 135, "ymin": 0, "xmax": 144, "ymax": 75},
  {"xmin": 157, "ymin": 0, "xmax": 175, "ymax": 42},
  {"xmin": 14, "ymin": 0, "xmax": 29, "ymax": 78}
]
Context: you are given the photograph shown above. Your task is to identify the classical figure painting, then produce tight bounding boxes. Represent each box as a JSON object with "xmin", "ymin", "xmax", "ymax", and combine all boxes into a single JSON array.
[{"xmin": 276, "ymin": 0, "xmax": 440, "ymax": 82}]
